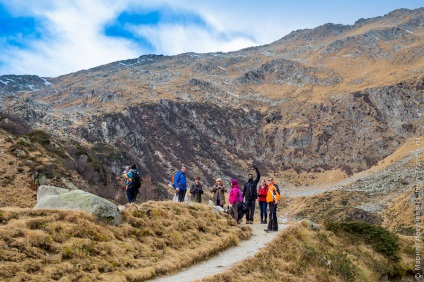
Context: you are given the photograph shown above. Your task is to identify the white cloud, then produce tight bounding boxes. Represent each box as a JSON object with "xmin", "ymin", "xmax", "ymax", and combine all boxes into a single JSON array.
[
  {"xmin": 0, "ymin": 0, "xmax": 421, "ymax": 77},
  {"xmin": 0, "ymin": 0, "xmax": 141, "ymax": 77},
  {"xmin": 1, "ymin": 0, "xmax": 269, "ymax": 77},
  {"xmin": 132, "ymin": 24, "xmax": 257, "ymax": 55}
]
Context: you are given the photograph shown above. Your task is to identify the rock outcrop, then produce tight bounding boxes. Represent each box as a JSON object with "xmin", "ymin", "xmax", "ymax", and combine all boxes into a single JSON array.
[{"xmin": 35, "ymin": 185, "xmax": 122, "ymax": 225}]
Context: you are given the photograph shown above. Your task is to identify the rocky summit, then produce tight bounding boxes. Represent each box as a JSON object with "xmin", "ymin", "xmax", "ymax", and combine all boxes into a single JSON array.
[{"xmin": 0, "ymin": 8, "xmax": 423, "ymax": 200}]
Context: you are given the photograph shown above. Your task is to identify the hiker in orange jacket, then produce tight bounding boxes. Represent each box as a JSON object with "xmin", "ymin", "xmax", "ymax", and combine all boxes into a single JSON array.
[{"xmin": 264, "ymin": 177, "xmax": 281, "ymax": 232}]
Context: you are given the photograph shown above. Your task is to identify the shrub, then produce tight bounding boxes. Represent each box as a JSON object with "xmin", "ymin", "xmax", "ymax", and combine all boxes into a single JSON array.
[
  {"xmin": 325, "ymin": 221, "xmax": 400, "ymax": 260},
  {"xmin": 0, "ymin": 111, "xmax": 31, "ymax": 135},
  {"xmin": 27, "ymin": 130, "xmax": 51, "ymax": 146}
]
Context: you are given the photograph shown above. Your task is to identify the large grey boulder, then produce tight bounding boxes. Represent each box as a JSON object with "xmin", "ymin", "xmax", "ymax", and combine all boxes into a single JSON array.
[{"xmin": 35, "ymin": 185, "xmax": 123, "ymax": 225}]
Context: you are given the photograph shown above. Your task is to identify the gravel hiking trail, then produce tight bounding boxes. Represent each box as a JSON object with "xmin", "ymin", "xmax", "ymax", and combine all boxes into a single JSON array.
[{"xmin": 151, "ymin": 223, "xmax": 288, "ymax": 282}]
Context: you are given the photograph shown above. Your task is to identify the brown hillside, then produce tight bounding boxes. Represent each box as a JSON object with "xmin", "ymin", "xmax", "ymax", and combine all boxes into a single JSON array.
[
  {"xmin": 202, "ymin": 222, "xmax": 414, "ymax": 281},
  {"xmin": 0, "ymin": 8, "xmax": 422, "ymax": 203},
  {"xmin": 0, "ymin": 202, "xmax": 251, "ymax": 281}
]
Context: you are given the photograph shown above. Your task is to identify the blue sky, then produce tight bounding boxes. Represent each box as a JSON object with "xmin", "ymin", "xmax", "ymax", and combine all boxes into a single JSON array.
[{"xmin": 0, "ymin": 0, "xmax": 422, "ymax": 77}]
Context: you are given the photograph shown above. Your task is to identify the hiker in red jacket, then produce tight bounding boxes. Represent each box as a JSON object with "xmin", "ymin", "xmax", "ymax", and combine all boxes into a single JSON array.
[{"xmin": 257, "ymin": 179, "xmax": 269, "ymax": 224}]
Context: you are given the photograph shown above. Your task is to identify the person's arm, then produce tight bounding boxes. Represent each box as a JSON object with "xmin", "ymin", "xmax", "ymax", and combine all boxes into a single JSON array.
[
  {"xmin": 242, "ymin": 184, "xmax": 246, "ymax": 197},
  {"xmin": 274, "ymin": 184, "xmax": 281, "ymax": 203},
  {"xmin": 253, "ymin": 165, "xmax": 260, "ymax": 186},
  {"xmin": 211, "ymin": 184, "xmax": 217, "ymax": 192}
]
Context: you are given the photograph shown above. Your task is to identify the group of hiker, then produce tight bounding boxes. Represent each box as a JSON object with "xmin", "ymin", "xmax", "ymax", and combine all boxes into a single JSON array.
[{"xmin": 122, "ymin": 164, "xmax": 281, "ymax": 232}]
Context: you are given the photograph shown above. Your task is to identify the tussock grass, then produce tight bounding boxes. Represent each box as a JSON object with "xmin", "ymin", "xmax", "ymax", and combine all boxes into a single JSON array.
[
  {"xmin": 283, "ymin": 190, "xmax": 382, "ymax": 225},
  {"xmin": 325, "ymin": 221, "xmax": 400, "ymax": 260},
  {"xmin": 0, "ymin": 201, "xmax": 250, "ymax": 281},
  {"xmin": 203, "ymin": 221, "xmax": 414, "ymax": 282}
]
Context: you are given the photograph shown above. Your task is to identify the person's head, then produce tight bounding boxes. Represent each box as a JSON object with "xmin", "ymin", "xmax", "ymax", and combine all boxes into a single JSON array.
[
  {"xmin": 131, "ymin": 164, "xmax": 137, "ymax": 170},
  {"xmin": 195, "ymin": 176, "xmax": 200, "ymax": 183},
  {"xmin": 260, "ymin": 179, "xmax": 266, "ymax": 186},
  {"xmin": 231, "ymin": 179, "xmax": 238, "ymax": 187},
  {"xmin": 216, "ymin": 178, "xmax": 222, "ymax": 186},
  {"xmin": 182, "ymin": 165, "xmax": 187, "ymax": 173},
  {"xmin": 248, "ymin": 173, "xmax": 254, "ymax": 181},
  {"xmin": 268, "ymin": 177, "xmax": 274, "ymax": 184}
]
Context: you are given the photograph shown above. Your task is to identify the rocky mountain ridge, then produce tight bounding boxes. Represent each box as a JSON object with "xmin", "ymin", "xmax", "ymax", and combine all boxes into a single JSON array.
[{"xmin": 0, "ymin": 8, "xmax": 423, "ymax": 199}]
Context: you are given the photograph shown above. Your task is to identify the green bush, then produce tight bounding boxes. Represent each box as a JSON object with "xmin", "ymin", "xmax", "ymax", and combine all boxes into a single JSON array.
[
  {"xmin": 326, "ymin": 221, "xmax": 400, "ymax": 261},
  {"xmin": 27, "ymin": 130, "xmax": 52, "ymax": 146}
]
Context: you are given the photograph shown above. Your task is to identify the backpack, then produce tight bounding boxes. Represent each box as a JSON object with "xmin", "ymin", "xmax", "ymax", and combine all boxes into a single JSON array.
[
  {"xmin": 132, "ymin": 171, "xmax": 142, "ymax": 190},
  {"xmin": 238, "ymin": 202, "xmax": 248, "ymax": 220},
  {"xmin": 171, "ymin": 171, "xmax": 181, "ymax": 188},
  {"xmin": 171, "ymin": 172, "xmax": 177, "ymax": 188}
]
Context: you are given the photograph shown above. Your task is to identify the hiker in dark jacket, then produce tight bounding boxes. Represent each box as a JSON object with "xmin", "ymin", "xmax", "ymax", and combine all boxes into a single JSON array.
[
  {"xmin": 125, "ymin": 164, "xmax": 139, "ymax": 203},
  {"xmin": 242, "ymin": 165, "xmax": 260, "ymax": 224},
  {"xmin": 190, "ymin": 177, "xmax": 203, "ymax": 203},
  {"xmin": 174, "ymin": 165, "xmax": 187, "ymax": 202}
]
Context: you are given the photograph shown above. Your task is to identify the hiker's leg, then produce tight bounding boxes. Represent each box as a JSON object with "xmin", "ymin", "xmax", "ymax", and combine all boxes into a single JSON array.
[
  {"xmin": 234, "ymin": 202, "xmax": 239, "ymax": 223},
  {"xmin": 258, "ymin": 201, "xmax": 263, "ymax": 221},
  {"xmin": 259, "ymin": 201, "xmax": 266, "ymax": 222},
  {"xmin": 264, "ymin": 202, "xmax": 268, "ymax": 223},
  {"xmin": 245, "ymin": 200, "xmax": 250, "ymax": 221},
  {"xmin": 267, "ymin": 202, "xmax": 274, "ymax": 229},
  {"xmin": 273, "ymin": 204, "xmax": 278, "ymax": 230},
  {"xmin": 127, "ymin": 189, "xmax": 134, "ymax": 203},
  {"xmin": 249, "ymin": 199, "xmax": 255, "ymax": 221},
  {"xmin": 178, "ymin": 190, "xmax": 186, "ymax": 202}
]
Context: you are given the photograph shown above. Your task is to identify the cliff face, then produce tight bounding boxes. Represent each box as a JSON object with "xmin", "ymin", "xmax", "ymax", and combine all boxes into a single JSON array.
[
  {"xmin": 0, "ymin": 8, "xmax": 423, "ymax": 199},
  {"xmin": 75, "ymin": 79, "xmax": 422, "ymax": 188}
]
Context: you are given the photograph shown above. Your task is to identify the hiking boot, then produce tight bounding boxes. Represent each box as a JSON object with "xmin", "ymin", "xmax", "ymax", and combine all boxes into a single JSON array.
[
  {"xmin": 264, "ymin": 228, "xmax": 272, "ymax": 232},
  {"xmin": 264, "ymin": 220, "xmax": 267, "ymax": 224}
]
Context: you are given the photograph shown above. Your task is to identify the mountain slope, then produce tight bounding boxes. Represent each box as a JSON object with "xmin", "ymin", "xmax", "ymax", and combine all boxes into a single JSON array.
[{"xmin": 0, "ymin": 8, "xmax": 423, "ymax": 200}]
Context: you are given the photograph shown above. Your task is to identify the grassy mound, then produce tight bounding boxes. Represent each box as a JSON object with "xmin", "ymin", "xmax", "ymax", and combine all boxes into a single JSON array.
[
  {"xmin": 203, "ymin": 221, "xmax": 414, "ymax": 282},
  {"xmin": 326, "ymin": 221, "xmax": 400, "ymax": 260},
  {"xmin": 283, "ymin": 190, "xmax": 383, "ymax": 225},
  {"xmin": 0, "ymin": 201, "xmax": 251, "ymax": 281}
]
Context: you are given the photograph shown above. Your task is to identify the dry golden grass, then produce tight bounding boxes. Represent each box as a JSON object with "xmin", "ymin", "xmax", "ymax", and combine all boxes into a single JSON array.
[
  {"xmin": 0, "ymin": 130, "xmax": 37, "ymax": 208},
  {"xmin": 202, "ymin": 222, "xmax": 414, "ymax": 282},
  {"xmin": 282, "ymin": 190, "xmax": 382, "ymax": 225},
  {"xmin": 0, "ymin": 201, "xmax": 251, "ymax": 281},
  {"xmin": 383, "ymin": 187, "xmax": 416, "ymax": 235}
]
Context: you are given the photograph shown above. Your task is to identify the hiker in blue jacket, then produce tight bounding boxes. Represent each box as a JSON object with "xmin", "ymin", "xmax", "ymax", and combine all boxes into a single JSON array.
[{"xmin": 174, "ymin": 165, "xmax": 187, "ymax": 202}]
